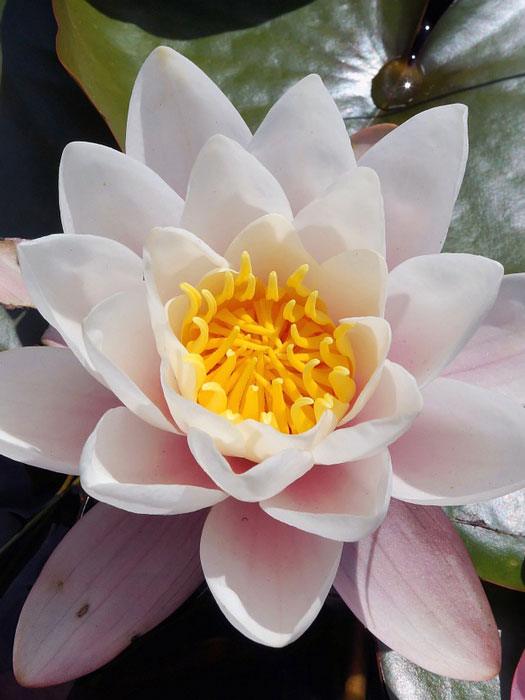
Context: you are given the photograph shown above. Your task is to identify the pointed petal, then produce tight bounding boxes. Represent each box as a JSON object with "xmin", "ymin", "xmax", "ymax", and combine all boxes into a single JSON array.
[
  {"xmin": 83, "ymin": 285, "xmax": 174, "ymax": 432},
  {"xmin": 14, "ymin": 503, "xmax": 205, "ymax": 686},
  {"xmin": 201, "ymin": 500, "xmax": 342, "ymax": 647},
  {"xmin": 390, "ymin": 377, "xmax": 525, "ymax": 505},
  {"xmin": 261, "ymin": 451, "xmax": 392, "ymax": 541},
  {"xmin": 334, "ymin": 499, "xmax": 501, "ymax": 680},
  {"xmin": 180, "ymin": 135, "xmax": 292, "ymax": 253},
  {"xmin": 0, "ymin": 347, "xmax": 117, "ymax": 473},
  {"xmin": 187, "ymin": 428, "xmax": 313, "ymax": 502},
  {"xmin": 81, "ymin": 407, "xmax": 225, "ymax": 514},
  {"xmin": 17, "ymin": 235, "xmax": 142, "ymax": 372},
  {"xmin": 351, "ymin": 123, "xmax": 397, "ymax": 160},
  {"xmin": 313, "ymin": 361, "xmax": 422, "ymax": 465},
  {"xmin": 250, "ymin": 74, "xmax": 355, "ymax": 212},
  {"xmin": 512, "ymin": 651, "xmax": 525, "ymax": 700},
  {"xmin": 360, "ymin": 105, "xmax": 468, "ymax": 268},
  {"xmin": 386, "ymin": 253, "xmax": 503, "ymax": 387},
  {"xmin": 126, "ymin": 46, "xmax": 251, "ymax": 196},
  {"xmin": 294, "ymin": 167, "xmax": 385, "ymax": 261},
  {"xmin": 444, "ymin": 273, "xmax": 525, "ymax": 404},
  {"xmin": 59, "ymin": 142, "xmax": 183, "ymax": 255}
]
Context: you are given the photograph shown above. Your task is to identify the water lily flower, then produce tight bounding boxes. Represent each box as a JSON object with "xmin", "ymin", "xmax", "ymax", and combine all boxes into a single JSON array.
[{"xmin": 1, "ymin": 46, "xmax": 524, "ymax": 687}]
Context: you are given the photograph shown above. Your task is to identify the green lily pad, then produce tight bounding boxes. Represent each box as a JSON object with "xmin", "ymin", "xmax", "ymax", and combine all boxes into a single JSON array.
[
  {"xmin": 378, "ymin": 644, "xmax": 500, "ymax": 699},
  {"xmin": 0, "ymin": 306, "xmax": 21, "ymax": 351},
  {"xmin": 445, "ymin": 489, "xmax": 525, "ymax": 593}
]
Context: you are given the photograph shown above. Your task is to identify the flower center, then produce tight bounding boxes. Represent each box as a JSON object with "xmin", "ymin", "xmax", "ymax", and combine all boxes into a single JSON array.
[{"xmin": 174, "ymin": 251, "xmax": 356, "ymax": 434}]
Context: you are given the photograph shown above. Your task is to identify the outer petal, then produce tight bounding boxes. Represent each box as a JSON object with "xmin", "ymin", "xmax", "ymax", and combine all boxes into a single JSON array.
[
  {"xmin": 313, "ymin": 361, "xmax": 422, "ymax": 465},
  {"xmin": 386, "ymin": 253, "xmax": 503, "ymax": 387},
  {"xmin": 81, "ymin": 407, "xmax": 226, "ymax": 514},
  {"xmin": 200, "ymin": 500, "xmax": 342, "ymax": 647},
  {"xmin": 334, "ymin": 499, "xmax": 501, "ymax": 680},
  {"xmin": 360, "ymin": 104, "xmax": 468, "ymax": 268},
  {"xmin": 83, "ymin": 285, "xmax": 174, "ymax": 432},
  {"xmin": 59, "ymin": 142, "xmax": 183, "ymax": 255},
  {"xmin": 187, "ymin": 428, "xmax": 313, "ymax": 502},
  {"xmin": 180, "ymin": 135, "xmax": 292, "ymax": 254},
  {"xmin": 390, "ymin": 377, "xmax": 525, "ymax": 505},
  {"xmin": 14, "ymin": 503, "xmax": 205, "ymax": 686},
  {"xmin": 444, "ymin": 273, "xmax": 525, "ymax": 404},
  {"xmin": 261, "ymin": 451, "xmax": 392, "ymax": 541},
  {"xmin": 126, "ymin": 46, "xmax": 251, "ymax": 196},
  {"xmin": 294, "ymin": 167, "xmax": 386, "ymax": 261},
  {"xmin": 0, "ymin": 347, "xmax": 117, "ymax": 474},
  {"xmin": 250, "ymin": 74, "xmax": 356, "ymax": 212},
  {"xmin": 0, "ymin": 238, "xmax": 32, "ymax": 307},
  {"xmin": 512, "ymin": 651, "xmax": 525, "ymax": 700},
  {"xmin": 17, "ymin": 235, "xmax": 142, "ymax": 372},
  {"xmin": 351, "ymin": 123, "xmax": 396, "ymax": 160}
]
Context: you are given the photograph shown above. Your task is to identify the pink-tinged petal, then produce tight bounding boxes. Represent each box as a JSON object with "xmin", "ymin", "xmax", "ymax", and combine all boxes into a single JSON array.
[
  {"xmin": 318, "ymin": 248, "xmax": 388, "ymax": 319},
  {"xmin": 334, "ymin": 499, "xmax": 501, "ymax": 680},
  {"xmin": 391, "ymin": 377, "xmax": 525, "ymax": 505},
  {"xmin": 386, "ymin": 253, "xmax": 503, "ymax": 387},
  {"xmin": 250, "ymin": 75, "xmax": 356, "ymax": 212},
  {"xmin": 294, "ymin": 167, "xmax": 386, "ymax": 261},
  {"xmin": 59, "ymin": 142, "xmax": 183, "ymax": 255},
  {"xmin": 512, "ymin": 651, "xmax": 525, "ymax": 700},
  {"xmin": 187, "ymin": 428, "xmax": 313, "ymax": 502},
  {"xmin": 444, "ymin": 273, "xmax": 525, "ymax": 404},
  {"xmin": 0, "ymin": 238, "xmax": 32, "ymax": 308},
  {"xmin": 180, "ymin": 136, "xmax": 292, "ymax": 254},
  {"xmin": 17, "ymin": 235, "xmax": 142, "ymax": 372},
  {"xmin": 313, "ymin": 361, "xmax": 422, "ymax": 465},
  {"xmin": 126, "ymin": 46, "xmax": 251, "ymax": 197},
  {"xmin": 83, "ymin": 285, "xmax": 175, "ymax": 432},
  {"xmin": 351, "ymin": 123, "xmax": 397, "ymax": 160},
  {"xmin": 41, "ymin": 326, "xmax": 66, "ymax": 348},
  {"xmin": 144, "ymin": 226, "xmax": 227, "ymax": 353},
  {"xmin": 0, "ymin": 347, "xmax": 117, "ymax": 473},
  {"xmin": 201, "ymin": 500, "xmax": 342, "ymax": 647},
  {"xmin": 261, "ymin": 451, "xmax": 392, "ymax": 541},
  {"xmin": 14, "ymin": 503, "xmax": 205, "ymax": 686},
  {"xmin": 81, "ymin": 407, "xmax": 226, "ymax": 514},
  {"xmin": 360, "ymin": 105, "xmax": 468, "ymax": 268}
]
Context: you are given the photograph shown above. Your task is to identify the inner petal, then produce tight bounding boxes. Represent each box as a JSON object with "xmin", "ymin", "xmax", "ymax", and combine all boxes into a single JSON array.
[{"xmin": 166, "ymin": 251, "xmax": 357, "ymax": 435}]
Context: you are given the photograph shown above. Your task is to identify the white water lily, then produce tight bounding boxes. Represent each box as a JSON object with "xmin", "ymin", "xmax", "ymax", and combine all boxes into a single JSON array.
[{"xmin": 1, "ymin": 46, "xmax": 524, "ymax": 685}]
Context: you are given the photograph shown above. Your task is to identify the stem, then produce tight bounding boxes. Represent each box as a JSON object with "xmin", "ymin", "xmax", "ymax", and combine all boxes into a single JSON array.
[{"xmin": 344, "ymin": 620, "xmax": 367, "ymax": 700}]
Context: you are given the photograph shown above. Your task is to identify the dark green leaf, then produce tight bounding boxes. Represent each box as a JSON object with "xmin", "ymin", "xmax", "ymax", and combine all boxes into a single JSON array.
[{"xmin": 446, "ymin": 489, "xmax": 525, "ymax": 593}]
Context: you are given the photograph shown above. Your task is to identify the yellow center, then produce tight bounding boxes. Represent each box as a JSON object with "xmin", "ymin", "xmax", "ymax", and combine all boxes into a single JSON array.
[{"xmin": 171, "ymin": 251, "xmax": 357, "ymax": 434}]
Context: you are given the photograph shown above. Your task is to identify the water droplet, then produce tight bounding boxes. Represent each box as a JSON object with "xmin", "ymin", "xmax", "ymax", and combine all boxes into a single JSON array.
[{"xmin": 371, "ymin": 58, "xmax": 424, "ymax": 111}]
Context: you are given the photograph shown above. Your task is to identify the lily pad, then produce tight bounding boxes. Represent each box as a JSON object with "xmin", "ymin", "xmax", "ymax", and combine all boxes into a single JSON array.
[
  {"xmin": 0, "ymin": 307, "xmax": 21, "ymax": 351},
  {"xmin": 445, "ymin": 489, "xmax": 525, "ymax": 593}
]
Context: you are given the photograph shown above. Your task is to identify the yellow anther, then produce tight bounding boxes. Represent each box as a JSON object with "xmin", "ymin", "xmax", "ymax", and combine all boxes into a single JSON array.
[
  {"xmin": 314, "ymin": 394, "xmax": 333, "ymax": 422},
  {"xmin": 201, "ymin": 289, "xmax": 217, "ymax": 323},
  {"xmin": 286, "ymin": 264, "xmax": 310, "ymax": 296},
  {"xmin": 304, "ymin": 290, "xmax": 333, "ymax": 326},
  {"xmin": 329, "ymin": 366, "xmax": 357, "ymax": 403},
  {"xmin": 320, "ymin": 336, "xmax": 349, "ymax": 370},
  {"xmin": 228, "ymin": 357, "xmax": 257, "ymax": 413},
  {"xmin": 271, "ymin": 378, "xmax": 288, "ymax": 433},
  {"xmin": 187, "ymin": 316, "xmax": 209, "ymax": 354},
  {"xmin": 223, "ymin": 409, "xmax": 242, "ymax": 424},
  {"xmin": 198, "ymin": 382, "xmax": 227, "ymax": 413},
  {"xmin": 290, "ymin": 397, "xmax": 315, "ymax": 433},
  {"xmin": 215, "ymin": 271, "xmax": 235, "ymax": 306},
  {"xmin": 303, "ymin": 358, "xmax": 321, "ymax": 397},
  {"xmin": 208, "ymin": 349, "xmax": 236, "ymax": 385},
  {"xmin": 182, "ymin": 353, "xmax": 207, "ymax": 394},
  {"xmin": 334, "ymin": 323, "xmax": 356, "ymax": 374},
  {"xmin": 180, "ymin": 283, "xmax": 202, "ymax": 335},
  {"xmin": 241, "ymin": 384, "xmax": 260, "ymax": 421},
  {"xmin": 286, "ymin": 343, "xmax": 305, "ymax": 372},
  {"xmin": 203, "ymin": 325, "xmax": 240, "ymax": 371},
  {"xmin": 261, "ymin": 411, "xmax": 279, "ymax": 431},
  {"xmin": 283, "ymin": 298, "xmax": 305, "ymax": 323},
  {"xmin": 266, "ymin": 271, "xmax": 280, "ymax": 301},
  {"xmin": 237, "ymin": 273, "xmax": 256, "ymax": 301},
  {"xmin": 236, "ymin": 251, "xmax": 252, "ymax": 285}
]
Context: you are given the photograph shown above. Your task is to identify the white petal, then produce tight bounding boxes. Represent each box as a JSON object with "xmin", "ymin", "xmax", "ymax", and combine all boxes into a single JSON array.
[
  {"xmin": 250, "ymin": 75, "xmax": 355, "ymax": 212},
  {"xmin": 360, "ymin": 104, "xmax": 468, "ymax": 268},
  {"xmin": 17, "ymin": 235, "xmax": 142, "ymax": 372},
  {"xmin": 318, "ymin": 248, "xmax": 387, "ymax": 319},
  {"xmin": 261, "ymin": 451, "xmax": 392, "ymax": 541},
  {"xmin": 294, "ymin": 167, "xmax": 385, "ymax": 261},
  {"xmin": 80, "ymin": 407, "xmax": 226, "ymax": 514},
  {"xmin": 444, "ymin": 273, "xmax": 525, "ymax": 404},
  {"xmin": 313, "ymin": 361, "xmax": 422, "ymax": 465},
  {"xmin": 83, "ymin": 285, "xmax": 175, "ymax": 432},
  {"xmin": 59, "ymin": 142, "xmax": 183, "ymax": 255},
  {"xmin": 391, "ymin": 377, "xmax": 525, "ymax": 505},
  {"xmin": 0, "ymin": 347, "xmax": 117, "ymax": 473},
  {"xmin": 187, "ymin": 428, "xmax": 313, "ymax": 502},
  {"xmin": 144, "ymin": 226, "xmax": 227, "ymax": 353},
  {"xmin": 180, "ymin": 135, "xmax": 292, "ymax": 254},
  {"xmin": 126, "ymin": 46, "xmax": 251, "ymax": 196},
  {"xmin": 386, "ymin": 253, "xmax": 503, "ymax": 387},
  {"xmin": 201, "ymin": 500, "xmax": 342, "ymax": 646}
]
